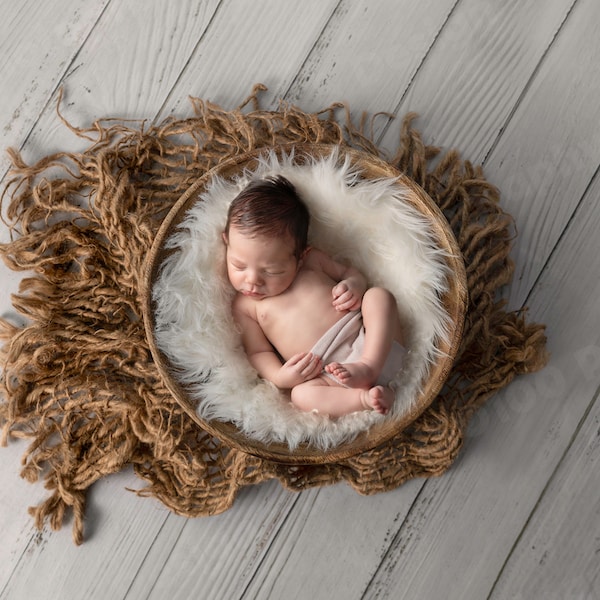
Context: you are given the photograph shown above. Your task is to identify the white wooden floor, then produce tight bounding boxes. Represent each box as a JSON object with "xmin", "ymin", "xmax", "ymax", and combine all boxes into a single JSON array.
[{"xmin": 1, "ymin": 1, "xmax": 599, "ymax": 598}]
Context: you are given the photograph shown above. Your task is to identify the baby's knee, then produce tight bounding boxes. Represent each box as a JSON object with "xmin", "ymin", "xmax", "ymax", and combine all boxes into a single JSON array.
[
  {"xmin": 364, "ymin": 286, "xmax": 396, "ymax": 310},
  {"xmin": 290, "ymin": 384, "xmax": 308, "ymax": 410},
  {"xmin": 290, "ymin": 383, "xmax": 313, "ymax": 411}
]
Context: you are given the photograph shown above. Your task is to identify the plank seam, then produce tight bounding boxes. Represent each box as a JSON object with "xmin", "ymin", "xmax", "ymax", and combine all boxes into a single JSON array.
[
  {"xmin": 0, "ymin": 529, "xmax": 39, "ymax": 600},
  {"xmin": 153, "ymin": 0, "xmax": 225, "ymax": 122},
  {"xmin": 0, "ymin": 0, "xmax": 112, "ymax": 189},
  {"xmin": 281, "ymin": 0, "xmax": 345, "ymax": 101},
  {"xmin": 482, "ymin": 0, "xmax": 579, "ymax": 166},
  {"xmin": 486, "ymin": 385, "xmax": 600, "ymax": 599},
  {"xmin": 376, "ymin": 0, "xmax": 462, "ymax": 146},
  {"xmin": 519, "ymin": 159, "xmax": 600, "ymax": 311},
  {"xmin": 122, "ymin": 513, "xmax": 182, "ymax": 600},
  {"xmin": 239, "ymin": 492, "xmax": 306, "ymax": 600},
  {"xmin": 360, "ymin": 481, "xmax": 429, "ymax": 599}
]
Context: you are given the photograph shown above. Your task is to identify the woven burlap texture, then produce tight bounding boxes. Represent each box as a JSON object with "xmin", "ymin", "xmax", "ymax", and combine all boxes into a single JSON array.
[{"xmin": 0, "ymin": 85, "xmax": 547, "ymax": 544}]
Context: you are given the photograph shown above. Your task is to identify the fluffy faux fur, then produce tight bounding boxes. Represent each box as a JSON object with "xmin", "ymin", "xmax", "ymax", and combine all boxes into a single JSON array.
[{"xmin": 152, "ymin": 149, "xmax": 451, "ymax": 449}]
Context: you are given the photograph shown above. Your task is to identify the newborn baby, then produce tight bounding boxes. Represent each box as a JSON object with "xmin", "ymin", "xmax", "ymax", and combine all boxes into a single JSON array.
[{"xmin": 223, "ymin": 175, "xmax": 405, "ymax": 418}]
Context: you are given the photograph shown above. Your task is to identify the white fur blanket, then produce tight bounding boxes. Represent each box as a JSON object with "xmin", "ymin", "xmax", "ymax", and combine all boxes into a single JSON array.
[{"xmin": 152, "ymin": 149, "xmax": 450, "ymax": 450}]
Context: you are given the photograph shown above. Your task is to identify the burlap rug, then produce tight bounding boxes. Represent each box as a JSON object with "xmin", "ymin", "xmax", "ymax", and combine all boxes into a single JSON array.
[{"xmin": 0, "ymin": 85, "xmax": 547, "ymax": 544}]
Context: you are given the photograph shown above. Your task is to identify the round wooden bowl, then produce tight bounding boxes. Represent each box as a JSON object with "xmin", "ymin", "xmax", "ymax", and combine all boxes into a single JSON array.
[{"xmin": 142, "ymin": 144, "xmax": 467, "ymax": 464}]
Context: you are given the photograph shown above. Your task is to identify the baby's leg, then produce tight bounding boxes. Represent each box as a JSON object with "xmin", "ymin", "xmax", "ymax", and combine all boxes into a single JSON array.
[
  {"xmin": 326, "ymin": 287, "xmax": 403, "ymax": 388},
  {"xmin": 291, "ymin": 377, "xmax": 394, "ymax": 417}
]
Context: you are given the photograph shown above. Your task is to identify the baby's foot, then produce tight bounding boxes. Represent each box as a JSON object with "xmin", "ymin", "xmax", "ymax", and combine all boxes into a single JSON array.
[
  {"xmin": 360, "ymin": 385, "xmax": 394, "ymax": 415},
  {"xmin": 325, "ymin": 361, "xmax": 376, "ymax": 388}
]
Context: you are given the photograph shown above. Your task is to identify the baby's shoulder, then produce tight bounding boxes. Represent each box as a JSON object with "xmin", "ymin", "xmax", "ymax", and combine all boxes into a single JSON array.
[{"xmin": 232, "ymin": 293, "xmax": 257, "ymax": 320}]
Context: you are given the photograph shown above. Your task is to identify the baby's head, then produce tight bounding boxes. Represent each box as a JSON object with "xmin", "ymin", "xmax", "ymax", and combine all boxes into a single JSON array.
[
  {"xmin": 224, "ymin": 175, "xmax": 309, "ymax": 258},
  {"xmin": 223, "ymin": 176, "xmax": 310, "ymax": 299}
]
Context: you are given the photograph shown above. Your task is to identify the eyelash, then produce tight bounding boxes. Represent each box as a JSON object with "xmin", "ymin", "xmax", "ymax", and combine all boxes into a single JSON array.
[{"xmin": 232, "ymin": 265, "xmax": 283, "ymax": 276}]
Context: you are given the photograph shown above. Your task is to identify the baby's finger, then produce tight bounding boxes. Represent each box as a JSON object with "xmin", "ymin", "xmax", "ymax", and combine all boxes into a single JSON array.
[
  {"xmin": 302, "ymin": 355, "xmax": 322, "ymax": 377},
  {"xmin": 300, "ymin": 352, "xmax": 316, "ymax": 368},
  {"xmin": 334, "ymin": 293, "xmax": 358, "ymax": 311},
  {"xmin": 301, "ymin": 352, "xmax": 321, "ymax": 370},
  {"xmin": 295, "ymin": 352, "xmax": 312, "ymax": 368},
  {"xmin": 287, "ymin": 352, "xmax": 309, "ymax": 367},
  {"xmin": 332, "ymin": 289, "xmax": 351, "ymax": 305},
  {"xmin": 332, "ymin": 281, "xmax": 348, "ymax": 300}
]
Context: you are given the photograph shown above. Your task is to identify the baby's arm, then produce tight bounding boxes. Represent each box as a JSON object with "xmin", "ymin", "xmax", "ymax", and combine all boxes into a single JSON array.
[
  {"xmin": 305, "ymin": 248, "xmax": 367, "ymax": 311},
  {"xmin": 233, "ymin": 300, "xmax": 322, "ymax": 389}
]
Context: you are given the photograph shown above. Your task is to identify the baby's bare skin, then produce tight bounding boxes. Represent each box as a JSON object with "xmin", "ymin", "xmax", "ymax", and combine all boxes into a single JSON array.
[
  {"xmin": 250, "ymin": 268, "xmax": 348, "ymax": 360},
  {"xmin": 225, "ymin": 226, "xmax": 402, "ymax": 416}
]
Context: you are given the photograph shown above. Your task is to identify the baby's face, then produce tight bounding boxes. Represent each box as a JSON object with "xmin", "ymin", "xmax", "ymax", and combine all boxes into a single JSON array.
[{"xmin": 223, "ymin": 226, "xmax": 300, "ymax": 300}]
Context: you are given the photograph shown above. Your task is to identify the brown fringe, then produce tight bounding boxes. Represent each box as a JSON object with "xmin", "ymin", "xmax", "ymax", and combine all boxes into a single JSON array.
[{"xmin": 0, "ymin": 84, "xmax": 548, "ymax": 544}]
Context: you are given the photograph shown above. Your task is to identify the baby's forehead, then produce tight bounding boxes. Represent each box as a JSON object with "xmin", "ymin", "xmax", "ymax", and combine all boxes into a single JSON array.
[
  {"xmin": 227, "ymin": 227, "xmax": 296, "ymax": 257},
  {"xmin": 229, "ymin": 225, "xmax": 294, "ymax": 245}
]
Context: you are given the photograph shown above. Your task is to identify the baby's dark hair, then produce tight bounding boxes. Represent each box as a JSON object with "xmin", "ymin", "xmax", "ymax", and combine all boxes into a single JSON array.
[{"xmin": 225, "ymin": 175, "xmax": 310, "ymax": 259}]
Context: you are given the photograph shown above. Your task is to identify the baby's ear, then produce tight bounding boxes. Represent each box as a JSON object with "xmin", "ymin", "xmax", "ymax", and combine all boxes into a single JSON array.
[
  {"xmin": 298, "ymin": 246, "xmax": 311, "ymax": 266},
  {"xmin": 222, "ymin": 232, "xmax": 228, "ymax": 245}
]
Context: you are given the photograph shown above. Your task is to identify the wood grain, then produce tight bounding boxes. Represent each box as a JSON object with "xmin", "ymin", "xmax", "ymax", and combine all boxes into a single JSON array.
[
  {"xmin": 1, "ymin": 469, "xmax": 172, "ymax": 599},
  {"xmin": 285, "ymin": 0, "xmax": 457, "ymax": 117},
  {"xmin": 157, "ymin": 0, "xmax": 340, "ymax": 117},
  {"xmin": 483, "ymin": 0, "xmax": 600, "ymax": 309},
  {"xmin": 489, "ymin": 166, "xmax": 600, "ymax": 600},
  {"xmin": 14, "ymin": 0, "xmax": 220, "ymax": 162},
  {"xmin": 0, "ymin": 0, "xmax": 108, "ymax": 167},
  {"xmin": 377, "ymin": 0, "xmax": 574, "ymax": 160},
  {"xmin": 136, "ymin": 484, "xmax": 301, "ymax": 600}
]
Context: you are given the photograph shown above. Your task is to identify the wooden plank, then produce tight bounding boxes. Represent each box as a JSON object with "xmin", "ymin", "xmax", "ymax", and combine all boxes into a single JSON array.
[
  {"xmin": 128, "ymin": 482, "xmax": 300, "ymax": 600},
  {"xmin": 284, "ymin": 0, "xmax": 457, "ymax": 117},
  {"xmin": 359, "ymin": 84, "xmax": 600, "ymax": 600},
  {"xmin": 487, "ymin": 171, "xmax": 600, "ymax": 599},
  {"xmin": 0, "ymin": 469, "xmax": 175, "ymax": 600},
  {"xmin": 242, "ymin": 481, "xmax": 423, "ymax": 600},
  {"xmin": 481, "ymin": 0, "xmax": 600, "ymax": 309},
  {"xmin": 377, "ymin": 0, "xmax": 574, "ymax": 160},
  {"xmin": 0, "ymin": 476, "xmax": 300, "ymax": 600},
  {"xmin": 13, "ymin": 0, "xmax": 221, "ymax": 162},
  {"xmin": 0, "ymin": 0, "xmax": 109, "ymax": 169},
  {"xmin": 156, "ymin": 0, "xmax": 340, "ymax": 118},
  {"xmin": 54, "ymin": 0, "xmax": 222, "ymax": 120},
  {"xmin": 491, "ymin": 397, "xmax": 600, "ymax": 598}
]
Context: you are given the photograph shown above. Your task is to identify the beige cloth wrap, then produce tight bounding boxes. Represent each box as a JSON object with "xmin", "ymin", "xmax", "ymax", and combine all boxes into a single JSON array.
[{"xmin": 311, "ymin": 311, "xmax": 406, "ymax": 387}]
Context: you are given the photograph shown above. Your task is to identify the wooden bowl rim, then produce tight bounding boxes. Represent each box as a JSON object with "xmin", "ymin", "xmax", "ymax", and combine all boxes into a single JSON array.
[{"xmin": 142, "ymin": 143, "xmax": 468, "ymax": 464}]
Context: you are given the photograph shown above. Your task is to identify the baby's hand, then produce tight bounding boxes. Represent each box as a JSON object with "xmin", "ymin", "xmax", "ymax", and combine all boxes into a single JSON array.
[
  {"xmin": 332, "ymin": 279, "xmax": 363, "ymax": 312},
  {"xmin": 276, "ymin": 352, "xmax": 323, "ymax": 388}
]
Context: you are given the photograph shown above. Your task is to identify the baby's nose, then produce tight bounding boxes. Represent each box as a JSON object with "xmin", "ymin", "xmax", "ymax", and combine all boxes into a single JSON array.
[{"xmin": 246, "ymin": 270, "xmax": 263, "ymax": 285}]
